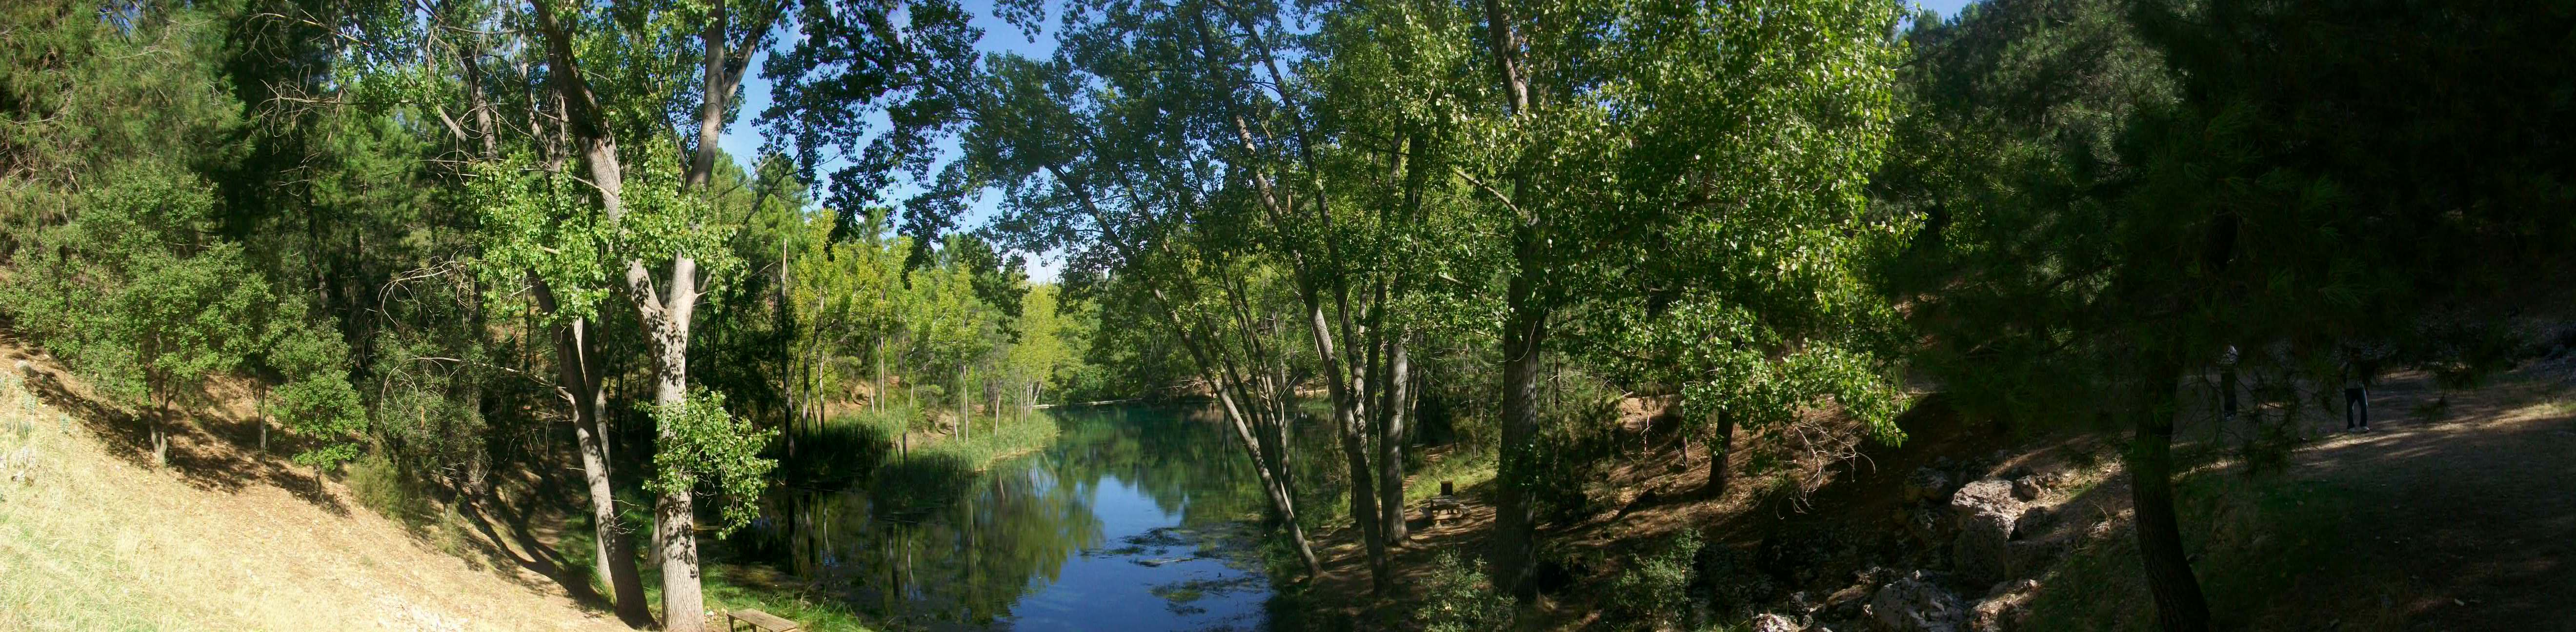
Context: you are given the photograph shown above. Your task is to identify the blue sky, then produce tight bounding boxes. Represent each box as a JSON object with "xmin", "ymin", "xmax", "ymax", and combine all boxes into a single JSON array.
[{"xmin": 715, "ymin": 0, "xmax": 1979, "ymax": 282}]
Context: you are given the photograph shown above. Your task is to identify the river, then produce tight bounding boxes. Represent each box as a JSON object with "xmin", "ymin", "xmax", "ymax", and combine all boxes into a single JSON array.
[{"xmin": 750, "ymin": 404, "xmax": 1334, "ymax": 632}]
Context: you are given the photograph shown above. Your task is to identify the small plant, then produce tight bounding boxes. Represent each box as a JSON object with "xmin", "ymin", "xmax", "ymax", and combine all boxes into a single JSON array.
[
  {"xmin": 1419, "ymin": 551, "xmax": 1516, "ymax": 632},
  {"xmin": 1608, "ymin": 529, "xmax": 1705, "ymax": 630}
]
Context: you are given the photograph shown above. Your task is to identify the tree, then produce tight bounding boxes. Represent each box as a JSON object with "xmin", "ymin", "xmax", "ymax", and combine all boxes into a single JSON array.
[
  {"xmin": 1887, "ymin": 0, "xmax": 2576, "ymax": 629},
  {"xmin": 1463, "ymin": 0, "xmax": 1904, "ymax": 595}
]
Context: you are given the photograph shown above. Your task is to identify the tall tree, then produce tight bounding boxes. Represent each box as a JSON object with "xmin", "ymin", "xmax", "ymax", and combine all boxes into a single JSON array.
[
  {"xmin": 1464, "ymin": 0, "xmax": 1903, "ymax": 595},
  {"xmin": 1888, "ymin": 0, "xmax": 2576, "ymax": 629}
]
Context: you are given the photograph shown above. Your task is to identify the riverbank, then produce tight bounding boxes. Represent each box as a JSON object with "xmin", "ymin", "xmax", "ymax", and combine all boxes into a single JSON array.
[
  {"xmin": 609, "ymin": 403, "xmax": 1063, "ymax": 632},
  {"xmin": 836, "ymin": 402, "xmax": 1060, "ymax": 473}
]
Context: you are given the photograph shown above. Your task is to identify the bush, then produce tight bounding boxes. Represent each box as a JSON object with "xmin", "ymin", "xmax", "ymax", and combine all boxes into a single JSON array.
[
  {"xmin": 1516, "ymin": 374, "xmax": 1624, "ymax": 524},
  {"xmin": 1608, "ymin": 529, "xmax": 1705, "ymax": 630},
  {"xmin": 1419, "ymin": 551, "xmax": 1516, "ymax": 632},
  {"xmin": 345, "ymin": 453, "xmax": 434, "ymax": 526}
]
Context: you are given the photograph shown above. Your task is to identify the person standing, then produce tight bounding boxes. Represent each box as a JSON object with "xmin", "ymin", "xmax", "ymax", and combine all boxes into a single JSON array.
[
  {"xmin": 2219, "ymin": 344, "xmax": 2240, "ymax": 425},
  {"xmin": 2343, "ymin": 347, "xmax": 2377, "ymax": 433}
]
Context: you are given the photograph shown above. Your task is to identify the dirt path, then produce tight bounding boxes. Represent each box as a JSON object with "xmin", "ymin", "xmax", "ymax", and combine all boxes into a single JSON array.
[{"xmin": 2261, "ymin": 366, "xmax": 2576, "ymax": 630}]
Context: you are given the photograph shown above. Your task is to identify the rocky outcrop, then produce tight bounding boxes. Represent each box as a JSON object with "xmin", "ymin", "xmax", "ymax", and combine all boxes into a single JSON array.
[
  {"xmin": 1866, "ymin": 572, "xmax": 1967, "ymax": 632},
  {"xmin": 1949, "ymin": 480, "xmax": 2028, "ymax": 586}
]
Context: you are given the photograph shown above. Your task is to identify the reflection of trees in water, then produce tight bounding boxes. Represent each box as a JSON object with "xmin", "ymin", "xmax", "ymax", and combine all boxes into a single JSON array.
[
  {"xmin": 792, "ymin": 456, "xmax": 1103, "ymax": 627},
  {"xmin": 764, "ymin": 404, "xmax": 1339, "ymax": 627},
  {"xmin": 1043, "ymin": 404, "xmax": 1341, "ymax": 530}
]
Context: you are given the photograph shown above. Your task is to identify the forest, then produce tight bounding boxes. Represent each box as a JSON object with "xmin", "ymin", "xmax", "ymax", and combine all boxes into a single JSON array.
[{"xmin": 0, "ymin": 0, "xmax": 2570, "ymax": 631}]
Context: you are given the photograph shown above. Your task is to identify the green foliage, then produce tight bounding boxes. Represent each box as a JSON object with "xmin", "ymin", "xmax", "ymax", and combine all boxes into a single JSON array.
[
  {"xmin": 1509, "ymin": 373, "xmax": 1624, "ymax": 525},
  {"xmin": 469, "ymin": 156, "xmax": 619, "ymax": 322},
  {"xmin": 1418, "ymin": 551, "xmax": 1517, "ymax": 632},
  {"xmin": 1607, "ymin": 529, "xmax": 1705, "ymax": 630},
  {"xmin": 265, "ymin": 323, "xmax": 366, "ymax": 467},
  {"xmin": 648, "ymin": 389, "xmax": 779, "ymax": 536}
]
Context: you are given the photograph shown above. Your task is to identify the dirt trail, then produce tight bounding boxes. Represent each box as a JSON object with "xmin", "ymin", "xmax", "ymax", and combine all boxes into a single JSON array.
[
  {"xmin": 2259, "ymin": 367, "xmax": 2576, "ymax": 630},
  {"xmin": 0, "ymin": 340, "xmax": 629, "ymax": 632}
]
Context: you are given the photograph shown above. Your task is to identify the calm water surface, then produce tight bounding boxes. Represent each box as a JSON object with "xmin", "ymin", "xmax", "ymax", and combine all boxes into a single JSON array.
[{"xmin": 764, "ymin": 405, "xmax": 1319, "ymax": 632}]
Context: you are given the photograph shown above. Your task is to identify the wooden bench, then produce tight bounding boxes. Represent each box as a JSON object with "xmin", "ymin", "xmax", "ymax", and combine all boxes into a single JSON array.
[
  {"xmin": 1426, "ymin": 495, "xmax": 1466, "ymax": 524},
  {"xmin": 726, "ymin": 609, "xmax": 801, "ymax": 632}
]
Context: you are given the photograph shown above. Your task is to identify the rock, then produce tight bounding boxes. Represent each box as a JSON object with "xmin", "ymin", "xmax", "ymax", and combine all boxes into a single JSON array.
[
  {"xmin": 1751, "ymin": 612, "xmax": 1804, "ymax": 632},
  {"xmin": 2005, "ymin": 537, "xmax": 2066, "ymax": 577},
  {"xmin": 2011, "ymin": 476, "xmax": 2044, "ymax": 501},
  {"xmin": 2012, "ymin": 506, "xmax": 2056, "ymax": 537},
  {"xmin": 1901, "ymin": 505, "xmax": 1950, "ymax": 548},
  {"xmin": 1950, "ymin": 480, "xmax": 2025, "ymax": 523},
  {"xmin": 1950, "ymin": 480, "xmax": 2027, "ymax": 586},
  {"xmin": 1906, "ymin": 467, "xmax": 1953, "ymax": 503},
  {"xmin": 1968, "ymin": 587, "xmax": 2035, "ymax": 632},
  {"xmin": 1822, "ymin": 583, "xmax": 1875, "ymax": 620},
  {"xmin": 1866, "ymin": 573, "xmax": 1967, "ymax": 632}
]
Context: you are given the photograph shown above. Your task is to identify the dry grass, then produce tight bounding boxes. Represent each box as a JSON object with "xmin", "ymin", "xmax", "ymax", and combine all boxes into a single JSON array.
[{"xmin": 0, "ymin": 342, "xmax": 627, "ymax": 632}]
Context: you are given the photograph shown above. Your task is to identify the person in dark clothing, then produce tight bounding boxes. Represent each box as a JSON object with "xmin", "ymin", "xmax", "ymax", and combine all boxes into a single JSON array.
[
  {"xmin": 2219, "ymin": 345, "xmax": 2239, "ymax": 424},
  {"xmin": 2343, "ymin": 351, "xmax": 2378, "ymax": 433}
]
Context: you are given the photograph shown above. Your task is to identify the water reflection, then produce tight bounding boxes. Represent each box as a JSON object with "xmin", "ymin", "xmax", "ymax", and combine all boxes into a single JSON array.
[{"xmin": 759, "ymin": 405, "xmax": 1324, "ymax": 631}]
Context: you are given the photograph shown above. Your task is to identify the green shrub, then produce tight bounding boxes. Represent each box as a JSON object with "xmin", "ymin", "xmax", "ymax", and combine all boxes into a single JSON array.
[
  {"xmin": 344, "ymin": 453, "xmax": 432, "ymax": 526},
  {"xmin": 1418, "ymin": 551, "xmax": 1516, "ymax": 632},
  {"xmin": 1517, "ymin": 375, "xmax": 1624, "ymax": 524},
  {"xmin": 1608, "ymin": 529, "xmax": 1705, "ymax": 630}
]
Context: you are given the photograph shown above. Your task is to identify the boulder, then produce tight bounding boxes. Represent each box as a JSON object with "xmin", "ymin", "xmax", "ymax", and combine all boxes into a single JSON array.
[
  {"xmin": 2011, "ymin": 505, "xmax": 2056, "ymax": 537},
  {"xmin": 1949, "ymin": 480, "xmax": 2027, "ymax": 586},
  {"xmin": 1866, "ymin": 573, "xmax": 1967, "ymax": 632},
  {"xmin": 1751, "ymin": 613, "xmax": 1805, "ymax": 632}
]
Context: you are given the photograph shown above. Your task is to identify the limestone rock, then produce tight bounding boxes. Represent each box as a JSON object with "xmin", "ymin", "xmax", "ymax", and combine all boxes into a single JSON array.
[
  {"xmin": 1949, "ymin": 480, "xmax": 2027, "ymax": 586},
  {"xmin": 1751, "ymin": 612, "xmax": 1805, "ymax": 632},
  {"xmin": 1866, "ymin": 573, "xmax": 1967, "ymax": 632},
  {"xmin": 2010, "ymin": 475, "xmax": 2044, "ymax": 501}
]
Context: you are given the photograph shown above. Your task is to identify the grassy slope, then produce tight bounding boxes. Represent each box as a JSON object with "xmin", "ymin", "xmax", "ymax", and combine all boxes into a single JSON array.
[{"xmin": 0, "ymin": 347, "xmax": 625, "ymax": 632}]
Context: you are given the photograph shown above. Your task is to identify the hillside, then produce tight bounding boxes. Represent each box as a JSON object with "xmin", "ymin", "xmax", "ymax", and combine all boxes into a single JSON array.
[
  {"xmin": 1293, "ymin": 360, "xmax": 2576, "ymax": 631},
  {"xmin": 0, "ymin": 340, "xmax": 626, "ymax": 632}
]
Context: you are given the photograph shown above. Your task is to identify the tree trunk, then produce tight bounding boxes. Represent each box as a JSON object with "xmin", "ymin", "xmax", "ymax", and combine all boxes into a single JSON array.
[
  {"xmin": 1480, "ymin": 0, "xmax": 1543, "ymax": 598},
  {"xmin": 875, "ymin": 335, "xmax": 886, "ymax": 413},
  {"xmin": 1699, "ymin": 411, "xmax": 1735, "ymax": 496},
  {"xmin": 152, "ymin": 382, "xmax": 168, "ymax": 469},
  {"xmin": 257, "ymin": 382, "xmax": 269, "ymax": 454},
  {"xmin": 1377, "ymin": 336, "xmax": 1411, "ymax": 544},
  {"xmin": 1491, "ymin": 291, "xmax": 1546, "ymax": 599},
  {"xmin": 1339, "ymin": 396, "xmax": 1385, "ymax": 594},
  {"xmin": 650, "ymin": 317, "xmax": 703, "ymax": 632},
  {"xmin": 2131, "ymin": 359, "xmax": 2212, "ymax": 631},
  {"xmin": 551, "ymin": 314, "xmax": 653, "ymax": 627},
  {"xmin": 958, "ymin": 363, "xmax": 970, "ymax": 441}
]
